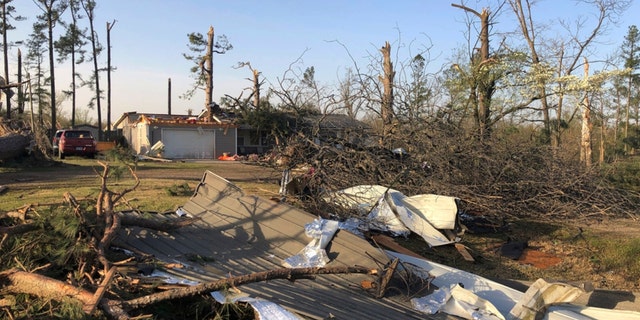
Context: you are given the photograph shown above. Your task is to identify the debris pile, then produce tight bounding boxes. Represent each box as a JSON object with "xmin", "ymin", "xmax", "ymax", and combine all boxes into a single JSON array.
[{"xmin": 275, "ymin": 133, "xmax": 640, "ymax": 221}]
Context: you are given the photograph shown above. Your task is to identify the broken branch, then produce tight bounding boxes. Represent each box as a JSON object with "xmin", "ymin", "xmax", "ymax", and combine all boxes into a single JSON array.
[{"xmin": 124, "ymin": 266, "xmax": 375, "ymax": 310}]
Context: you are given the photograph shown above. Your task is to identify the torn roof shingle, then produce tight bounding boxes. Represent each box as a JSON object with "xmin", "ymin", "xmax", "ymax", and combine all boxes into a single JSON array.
[{"xmin": 117, "ymin": 171, "xmax": 429, "ymax": 319}]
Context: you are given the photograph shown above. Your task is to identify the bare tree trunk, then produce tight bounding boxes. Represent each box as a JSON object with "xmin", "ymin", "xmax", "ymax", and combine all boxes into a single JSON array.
[
  {"xmin": 71, "ymin": 44, "xmax": 76, "ymax": 126},
  {"xmin": 17, "ymin": 49, "xmax": 23, "ymax": 114},
  {"xmin": 204, "ymin": 26, "xmax": 214, "ymax": 122},
  {"xmin": 0, "ymin": 269, "xmax": 95, "ymax": 306},
  {"xmin": 106, "ymin": 20, "xmax": 116, "ymax": 140},
  {"xmin": 83, "ymin": 1, "xmax": 102, "ymax": 140},
  {"xmin": 235, "ymin": 62, "xmax": 262, "ymax": 111},
  {"xmin": 510, "ymin": 0, "xmax": 552, "ymax": 144},
  {"xmin": 553, "ymin": 47, "xmax": 565, "ymax": 148},
  {"xmin": 46, "ymin": 5, "xmax": 57, "ymax": 137},
  {"xmin": 168, "ymin": 78, "xmax": 171, "ymax": 115},
  {"xmin": 0, "ymin": 269, "xmax": 130, "ymax": 319},
  {"xmin": 2, "ymin": 2, "xmax": 10, "ymax": 118},
  {"xmin": 476, "ymin": 8, "xmax": 491, "ymax": 140},
  {"xmin": 379, "ymin": 41, "xmax": 395, "ymax": 143},
  {"xmin": 625, "ymin": 69, "xmax": 633, "ymax": 154},
  {"xmin": 599, "ymin": 99, "xmax": 605, "ymax": 165},
  {"xmin": 452, "ymin": 4, "xmax": 494, "ymax": 140},
  {"xmin": 253, "ymin": 68, "xmax": 260, "ymax": 109},
  {"xmin": 580, "ymin": 58, "xmax": 592, "ymax": 167}
]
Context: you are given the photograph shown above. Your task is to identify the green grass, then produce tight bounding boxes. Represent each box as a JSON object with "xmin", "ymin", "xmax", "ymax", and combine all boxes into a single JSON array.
[
  {"xmin": 588, "ymin": 236, "xmax": 640, "ymax": 281},
  {"xmin": 0, "ymin": 158, "xmax": 211, "ymax": 213}
]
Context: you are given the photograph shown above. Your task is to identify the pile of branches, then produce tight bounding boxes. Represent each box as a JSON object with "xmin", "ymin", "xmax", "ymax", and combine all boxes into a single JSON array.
[{"xmin": 276, "ymin": 128, "xmax": 640, "ymax": 221}]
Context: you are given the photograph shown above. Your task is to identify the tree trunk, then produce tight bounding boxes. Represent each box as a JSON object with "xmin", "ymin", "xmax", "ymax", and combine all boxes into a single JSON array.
[
  {"xmin": 476, "ymin": 8, "xmax": 493, "ymax": 140},
  {"xmin": 580, "ymin": 58, "xmax": 592, "ymax": 167},
  {"xmin": 2, "ymin": 2, "xmax": 10, "ymax": 119},
  {"xmin": 84, "ymin": 1, "xmax": 102, "ymax": 141},
  {"xmin": 553, "ymin": 48, "xmax": 565, "ymax": 148},
  {"xmin": 253, "ymin": 68, "xmax": 260, "ymax": 109},
  {"xmin": 0, "ymin": 269, "xmax": 130, "ymax": 319},
  {"xmin": 599, "ymin": 99, "xmax": 605, "ymax": 165},
  {"xmin": 0, "ymin": 223, "xmax": 39, "ymax": 236},
  {"xmin": 510, "ymin": 0, "xmax": 551, "ymax": 144},
  {"xmin": 452, "ymin": 4, "xmax": 494, "ymax": 140},
  {"xmin": 379, "ymin": 41, "xmax": 395, "ymax": 143},
  {"xmin": 0, "ymin": 268, "xmax": 95, "ymax": 306},
  {"xmin": 47, "ymin": 7, "xmax": 57, "ymax": 138},
  {"xmin": 71, "ymin": 44, "xmax": 76, "ymax": 126},
  {"xmin": 17, "ymin": 49, "xmax": 24, "ymax": 114},
  {"xmin": 106, "ymin": 21, "xmax": 115, "ymax": 140},
  {"xmin": 205, "ymin": 26, "xmax": 214, "ymax": 122}
]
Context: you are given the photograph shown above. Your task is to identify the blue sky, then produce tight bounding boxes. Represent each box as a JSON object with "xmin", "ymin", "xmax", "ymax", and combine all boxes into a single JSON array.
[{"xmin": 8, "ymin": 0, "xmax": 640, "ymax": 120}]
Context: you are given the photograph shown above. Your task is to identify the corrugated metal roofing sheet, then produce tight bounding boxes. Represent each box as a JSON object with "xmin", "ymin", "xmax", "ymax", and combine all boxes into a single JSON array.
[{"xmin": 116, "ymin": 171, "xmax": 432, "ymax": 319}]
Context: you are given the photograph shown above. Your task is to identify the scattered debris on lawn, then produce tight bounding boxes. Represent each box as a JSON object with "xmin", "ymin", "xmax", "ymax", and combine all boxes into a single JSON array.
[
  {"xmin": 217, "ymin": 152, "xmax": 240, "ymax": 161},
  {"xmin": 3, "ymin": 164, "xmax": 639, "ymax": 319},
  {"xmin": 115, "ymin": 170, "xmax": 640, "ymax": 319}
]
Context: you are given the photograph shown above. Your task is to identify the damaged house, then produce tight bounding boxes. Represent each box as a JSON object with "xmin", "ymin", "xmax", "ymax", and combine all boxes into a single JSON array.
[
  {"xmin": 112, "ymin": 111, "xmax": 369, "ymax": 160},
  {"xmin": 113, "ymin": 111, "xmax": 272, "ymax": 159}
]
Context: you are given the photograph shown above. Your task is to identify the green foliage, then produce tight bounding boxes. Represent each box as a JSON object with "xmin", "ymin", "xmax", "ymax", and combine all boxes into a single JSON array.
[
  {"xmin": 622, "ymin": 25, "xmax": 640, "ymax": 71},
  {"xmin": 103, "ymin": 145, "xmax": 135, "ymax": 162},
  {"xmin": 602, "ymin": 158, "xmax": 640, "ymax": 192},
  {"xmin": 1, "ymin": 205, "xmax": 94, "ymax": 275},
  {"xmin": 181, "ymin": 28, "xmax": 233, "ymax": 100},
  {"xmin": 2, "ymin": 294, "xmax": 84, "ymax": 320},
  {"xmin": 241, "ymin": 108, "xmax": 292, "ymax": 144},
  {"xmin": 589, "ymin": 236, "xmax": 640, "ymax": 281},
  {"xmin": 166, "ymin": 182, "xmax": 193, "ymax": 196}
]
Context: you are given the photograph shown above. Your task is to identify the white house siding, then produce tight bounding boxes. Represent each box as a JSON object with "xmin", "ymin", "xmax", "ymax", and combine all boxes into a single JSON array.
[
  {"xmin": 162, "ymin": 128, "xmax": 216, "ymax": 159},
  {"xmin": 132, "ymin": 122, "xmax": 150, "ymax": 155}
]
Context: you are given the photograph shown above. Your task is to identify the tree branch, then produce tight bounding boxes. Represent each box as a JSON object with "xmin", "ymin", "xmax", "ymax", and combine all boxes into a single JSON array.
[{"xmin": 123, "ymin": 265, "xmax": 376, "ymax": 310}]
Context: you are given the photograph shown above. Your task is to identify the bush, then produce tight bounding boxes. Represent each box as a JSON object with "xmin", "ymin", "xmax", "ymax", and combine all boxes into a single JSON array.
[{"xmin": 166, "ymin": 182, "xmax": 193, "ymax": 196}]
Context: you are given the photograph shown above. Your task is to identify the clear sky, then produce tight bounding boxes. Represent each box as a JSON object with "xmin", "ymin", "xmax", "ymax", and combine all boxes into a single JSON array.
[{"xmin": 7, "ymin": 0, "xmax": 640, "ymax": 121}]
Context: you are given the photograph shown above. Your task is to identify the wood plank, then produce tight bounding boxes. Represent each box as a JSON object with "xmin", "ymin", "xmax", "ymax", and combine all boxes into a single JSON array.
[
  {"xmin": 82, "ymin": 266, "xmax": 117, "ymax": 315},
  {"xmin": 454, "ymin": 243, "xmax": 475, "ymax": 262}
]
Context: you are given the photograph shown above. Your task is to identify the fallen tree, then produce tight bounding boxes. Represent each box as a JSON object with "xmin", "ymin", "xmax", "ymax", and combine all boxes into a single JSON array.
[
  {"xmin": 0, "ymin": 132, "xmax": 29, "ymax": 161},
  {"xmin": 0, "ymin": 264, "xmax": 378, "ymax": 319},
  {"xmin": 0, "ymin": 161, "xmax": 392, "ymax": 319}
]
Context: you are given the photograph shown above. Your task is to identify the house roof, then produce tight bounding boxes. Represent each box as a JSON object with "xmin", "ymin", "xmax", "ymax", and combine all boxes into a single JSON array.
[
  {"xmin": 112, "ymin": 112, "xmax": 236, "ymax": 129},
  {"xmin": 302, "ymin": 113, "xmax": 370, "ymax": 131},
  {"xmin": 116, "ymin": 171, "xmax": 427, "ymax": 319}
]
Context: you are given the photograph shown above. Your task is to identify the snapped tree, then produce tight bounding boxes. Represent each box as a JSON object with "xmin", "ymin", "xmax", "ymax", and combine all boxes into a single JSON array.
[
  {"xmin": 183, "ymin": 25, "xmax": 232, "ymax": 122},
  {"xmin": 0, "ymin": 0, "xmax": 25, "ymax": 119},
  {"xmin": 33, "ymin": 0, "xmax": 68, "ymax": 138},
  {"xmin": 54, "ymin": 0, "xmax": 87, "ymax": 128}
]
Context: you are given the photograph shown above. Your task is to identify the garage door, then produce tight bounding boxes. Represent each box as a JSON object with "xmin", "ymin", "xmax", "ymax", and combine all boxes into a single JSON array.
[{"xmin": 162, "ymin": 128, "xmax": 215, "ymax": 159}]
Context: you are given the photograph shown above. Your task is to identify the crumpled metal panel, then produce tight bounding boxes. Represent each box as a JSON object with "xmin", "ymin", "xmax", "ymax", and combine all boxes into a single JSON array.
[{"xmin": 117, "ymin": 170, "xmax": 429, "ymax": 319}]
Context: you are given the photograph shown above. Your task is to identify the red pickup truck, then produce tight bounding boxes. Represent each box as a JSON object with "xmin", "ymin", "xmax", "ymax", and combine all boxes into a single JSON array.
[{"xmin": 56, "ymin": 129, "xmax": 97, "ymax": 159}]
